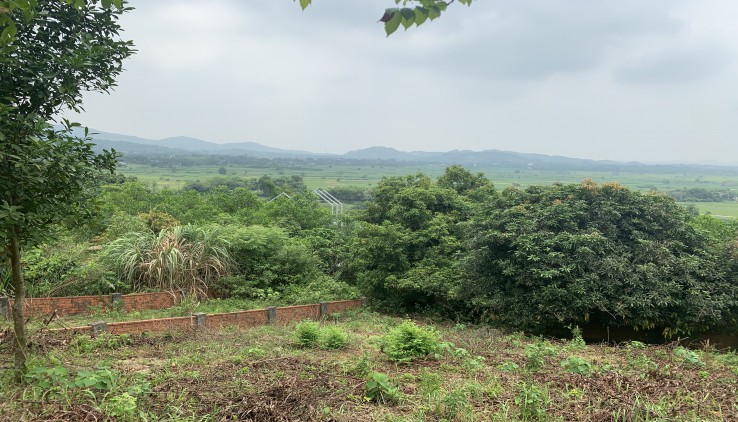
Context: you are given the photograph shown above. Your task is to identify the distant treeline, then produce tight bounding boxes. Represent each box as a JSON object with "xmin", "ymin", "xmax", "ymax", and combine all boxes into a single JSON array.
[
  {"xmin": 116, "ymin": 151, "xmax": 738, "ymax": 175},
  {"xmin": 668, "ymin": 188, "xmax": 737, "ymax": 202}
]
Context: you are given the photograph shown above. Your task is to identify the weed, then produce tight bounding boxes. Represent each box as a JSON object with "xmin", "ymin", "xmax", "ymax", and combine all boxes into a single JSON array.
[
  {"xmin": 515, "ymin": 382, "xmax": 549, "ymax": 421},
  {"xmin": 525, "ymin": 342, "xmax": 557, "ymax": 373},
  {"xmin": 560, "ymin": 356, "xmax": 592, "ymax": 376},
  {"xmin": 105, "ymin": 392, "xmax": 138, "ymax": 421},
  {"xmin": 674, "ymin": 346, "xmax": 704, "ymax": 368},
  {"xmin": 320, "ymin": 326, "xmax": 349, "ymax": 349},
  {"xmin": 24, "ymin": 365, "xmax": 119, "ymax": 401},
  {"xmin": 568, "ymin": 325, "xmax": 586, "ymax": 351},
  {"xmin": 350, "ymin": 351, "xmax": 373, "ymax": 378},
  {"xmin": 563, "ymin": 385, "xmax": 584, "ymax": 400},
  {"xmin": 379, "ymin": 321, "xmax": 441, "ymax": 363},
  {"xmin": 626, "ymin": 340, "xmax": 648, "ymax": 350},
  {"xmin": 498, "ymin": 361, "xmax": 520, "ymax": 372},
  {"xmin": 294, "ymin": 320, "xmax": 321, "ymax": 348},
  {"xmin": 364, "ymin": 372, "xmax": 402, "ymax": 404},
  {"xmin": 441, "ymin": 389, "xmax": 472, "ymax": 420},
  {"xmin": 71, "ymin": 333, "xmax": 131, "ymax": 353},
  {"xmin": 417, "ymin": 370, "xmax": 442, "ymax": 397}
]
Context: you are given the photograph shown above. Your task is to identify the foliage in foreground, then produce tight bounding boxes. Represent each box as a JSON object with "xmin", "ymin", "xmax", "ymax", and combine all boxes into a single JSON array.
[{"xmin": 2, "ymin": 311, "xmax": 737, "ymax": 421}]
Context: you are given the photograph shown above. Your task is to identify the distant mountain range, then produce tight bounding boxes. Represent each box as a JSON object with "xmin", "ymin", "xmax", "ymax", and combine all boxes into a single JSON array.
[{"xmin": 72, "ymin": 128, "xmax": 738, "ymax": 171}]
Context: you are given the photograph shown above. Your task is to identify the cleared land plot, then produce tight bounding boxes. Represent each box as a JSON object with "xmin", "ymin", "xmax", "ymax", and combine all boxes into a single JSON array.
[{"xmin": 2, "ymin": 310, "xmax": 737, "ymax": 421}]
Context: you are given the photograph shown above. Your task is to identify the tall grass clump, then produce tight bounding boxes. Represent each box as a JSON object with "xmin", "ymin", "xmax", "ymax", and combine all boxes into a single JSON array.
[{"xmin": 104, "ymin": 225, "xmax": 231, "ymax": 299}]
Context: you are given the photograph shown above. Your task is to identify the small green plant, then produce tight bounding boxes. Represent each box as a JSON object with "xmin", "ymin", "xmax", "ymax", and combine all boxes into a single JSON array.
[
  {"xmin": 515, "ymin": 382, "xmax": 549, "ymax": 421},
  {"xmin": 568, "ymin": 325, "xmax": 586, "ymax": 350},
  {"xmin": 626, "ymin": 340, "xmax": 648, "ymax": 350},
  {"xmin": 628, "ymin": 354, "xmax": 658, "ymax": 375},
  {"xmin": 105, "ymin": 392, "xmax": 138, "ymax": 421},
  {"xmin": 498, "ymin": 361, "xmax": 520, "ymax": 372},
  {"xmin": 525, "ymin": 342, "xmax": 557, "ymax": 373},
  {"xmin": 417, "ymin": 370, "xmax": 442, "ymax": 398},
  {"xmin": 364, "ymin": 372, "xmax": 402, "ymax": 404},
  {"xmin": 294, "ymin": 320, "xmax": 321, "ymax": 348},
  {"xmin": 379, "ymin": 321, "xmax": 441, "ymax": 363},
  {"xmin": 71, "ymin": 333, "xmax": 132, "ymax": 353},
  {"xmin": 563, "ymin": 384, "xmax": 584, "ymax": 400},
  {"xmin": 674, "ymin": 346, "xmax": 704, "ymax": 367},
  {"xmin": 440, "ymin": 389, "xmax": 472, "ymax": 420},
  {"xmin": 350, "ymin": 351, "xmax": 373, "ymax": 378},
  {"xmin": 560, "ymin": 356, "xmax": 592, "ymax": 376},
  {"xmin": 319, "ymin": 326, "xmax": 349, "ymax": 350},
  {"xmin": 25, "ymin": 366, "xmax": 119, "ymax": 400}
]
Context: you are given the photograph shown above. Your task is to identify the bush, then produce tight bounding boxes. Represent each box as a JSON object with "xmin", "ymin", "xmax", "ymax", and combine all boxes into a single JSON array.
[
  {"xmin": 379, "ymin": 321, "xmax": 441, "ymax": 362},
  {"xmin": 319, "ymin": 326, "xmax": 349, "ymax": 350},
  {"xmin": 103, "ymin": 225, "xmax": 232, "ymax": 299},
  {"xmin": 294, "ymin": 321, "xmax": 321, "ymax": 348},
  {"xmin": 466, "ymin": 180, "xmax": 735, "ymax": 335},
  {"xmin": 280, "ymin": 274, "xmax": 360, "ymax": 305}
]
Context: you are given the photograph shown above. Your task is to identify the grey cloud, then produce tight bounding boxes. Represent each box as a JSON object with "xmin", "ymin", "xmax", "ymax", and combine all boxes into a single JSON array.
[
  {"xmin": 416, "ymin": 0, "xmax": 683, "ymax": 80},
  {"xmin": 616, "ymin": 47, "xmax": 734, "ymax": 84}
]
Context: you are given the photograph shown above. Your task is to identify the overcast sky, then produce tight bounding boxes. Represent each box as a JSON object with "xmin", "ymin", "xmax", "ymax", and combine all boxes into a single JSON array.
[{"xmin": 68, "ymin": 0, "xmax": 738, "ymax": 163}]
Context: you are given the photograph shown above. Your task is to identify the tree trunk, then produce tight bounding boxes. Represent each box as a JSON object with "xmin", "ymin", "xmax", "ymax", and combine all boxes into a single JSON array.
[{"xmin": 7, "ymin": 226, "xmax": 27, "ymax": 382}]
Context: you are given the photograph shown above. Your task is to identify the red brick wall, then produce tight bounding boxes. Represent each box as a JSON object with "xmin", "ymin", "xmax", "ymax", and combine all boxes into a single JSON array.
[
  {"xmin": 326, "ymin": 299, "xmax": 364, "ymax": 315},
  {"xmin": 6, "ymin": 299, "xmax": 365, "ymax": 341},
  {"xmin": 208, "ymin": 309, "xmax": 269, "ymax": 329},
  {"xmin": 121, "ymin": 291, "xmax": 183, "ymax": 313},
  {"xmin": 2, "ymin": 290, "xmax": 183, "ymax": 319},
  {"xmin": 9, "ymin": 295, "xmax": 110, "ymax": 319},
  {"xmin": 277, "ymin": 304, "xmax": 321, "ymax": 323},
  {"xmin": 107, "ymin": 316, "xmax": 194, "ymax": 335}
]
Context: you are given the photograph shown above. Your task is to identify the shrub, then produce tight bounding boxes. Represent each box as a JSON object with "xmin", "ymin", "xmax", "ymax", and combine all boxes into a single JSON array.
[
  {"xmin": 466, "ymin": 180, "xmax": 735, "ymax": 335},
  {"xmin": 104, "ymin": 224, "xmax": 231, "ymax": 299},
  {"xmin": 525, "ymin": 342, "xmax": 557, "ymax": 373},
  {"xmin": 320, "ymin": 326, "xmax": 349, "ymax": 350},
  {"xmin": 294, "ymin": 321, "xmax": 321, "ymax": 348},
  {"xmin": 379, "ymin": 321, "xmax": 441, "ymax": 362},
  {"xmin": 280, "ymin": 274, "xmax": 360, "ymax": 305}
]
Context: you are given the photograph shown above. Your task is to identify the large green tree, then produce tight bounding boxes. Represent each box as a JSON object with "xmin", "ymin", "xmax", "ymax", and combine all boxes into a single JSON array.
[
  {"xmin": 465, "ymin": 180, "xmax": 736, "ymax": 336},
  {"xmin": 0, "ymin": 0, "xmax": 133, "ymax": 379}
]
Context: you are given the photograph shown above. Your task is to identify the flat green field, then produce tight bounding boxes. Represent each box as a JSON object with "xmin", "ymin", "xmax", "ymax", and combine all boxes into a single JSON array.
[
  {"xmin": 682, "ymin": 202, "xmax": 738, "ymax": 219},
  {"xmin": 119, "ymin": 162, "xmax": 738, "ymax": 217}
]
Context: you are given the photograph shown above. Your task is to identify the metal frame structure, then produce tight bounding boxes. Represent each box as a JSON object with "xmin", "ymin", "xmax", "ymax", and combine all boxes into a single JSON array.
[{"xmin": 313, "ymin": 189, "xmax": 343, "ymax": 215}]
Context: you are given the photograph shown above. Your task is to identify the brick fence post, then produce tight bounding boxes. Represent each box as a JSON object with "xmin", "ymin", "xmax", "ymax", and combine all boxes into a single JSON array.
[
  {"xmin": 267, "ymin": 306, "xmax": 277, "ymax": 324},
  {"xmin": 90, "ymin": 321, "xmax": 108, "ymax": 337},
  {"xmin": 111, "ymin": 293, "xmax": 122, "ymax": 310},
  {"xmin": 0, "ymin": 296, "xmax": 9, "ymax": 319},
  {"xmin": 194, "ymin": 312, "xmax": 207, "ymax": 328},
  {"xmin": 319, "ymin": 301, "xmax": 328, "ymax": 318}
]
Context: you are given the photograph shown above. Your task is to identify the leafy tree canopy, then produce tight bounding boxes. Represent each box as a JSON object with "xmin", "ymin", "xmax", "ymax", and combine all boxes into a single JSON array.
[
  {"xmin": 0, "ymin": 0, "xmax": 133, "ymax": 379},
  {"xmin": 465, "ymin": 180, "xmax": 737, "ymax": 336}
]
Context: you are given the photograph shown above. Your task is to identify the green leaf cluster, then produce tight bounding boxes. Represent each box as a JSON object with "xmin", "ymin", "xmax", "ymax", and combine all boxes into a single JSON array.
[
  {"xmin": 379, "ymin": 320, "xmax": 441, "ymax": 362},
  {"xmin": 465, "ymin": 180, "xmax": 737, "ymax": 335}
]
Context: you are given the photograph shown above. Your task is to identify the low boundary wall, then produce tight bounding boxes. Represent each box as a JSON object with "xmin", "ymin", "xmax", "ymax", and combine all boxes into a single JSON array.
[
  {"xmin": 0, "ymin": 299, "xmax": 366, "ymax": 340},
  {"xmin": 0, "ymin": 291, "xmax": 184, "ymax": 319}
]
